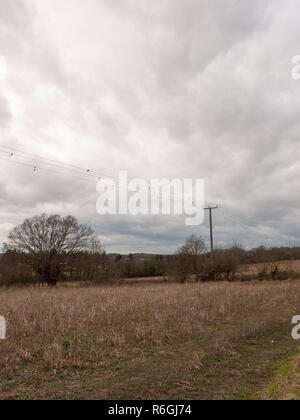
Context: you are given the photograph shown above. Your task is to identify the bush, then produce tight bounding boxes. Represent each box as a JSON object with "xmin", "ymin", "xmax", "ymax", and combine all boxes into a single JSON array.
[
  {"xmin": 257, "ymin": 262, "xmax": 295, "ymax": 281},
  {"xmin": 199, "ymin": 247, "xmax": 240, "ymax": 282}
]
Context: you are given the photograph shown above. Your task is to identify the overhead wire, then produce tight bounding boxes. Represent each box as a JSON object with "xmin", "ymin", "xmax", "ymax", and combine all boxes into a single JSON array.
[
  {"xmin": 0, "ymin": 144, "xmax": 194, "ymax": 202},
  {"xmin": 0, "ymin": 156, "xmax": 100, "ymax": 184}
]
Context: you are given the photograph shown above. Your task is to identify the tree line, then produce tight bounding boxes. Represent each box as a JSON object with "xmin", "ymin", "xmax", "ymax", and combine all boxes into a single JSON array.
[{"xmin": 0, "ymin": 213, "xmax": 299, "ymax": 287}]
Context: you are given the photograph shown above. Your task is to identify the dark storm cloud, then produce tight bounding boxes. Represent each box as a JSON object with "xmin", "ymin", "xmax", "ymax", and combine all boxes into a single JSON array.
[{"xmin": 0, "ymin": 0, "xmax": 300, "ymax": 252}]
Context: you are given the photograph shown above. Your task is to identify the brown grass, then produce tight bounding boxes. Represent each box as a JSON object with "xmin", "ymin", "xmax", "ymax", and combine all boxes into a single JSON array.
[
  {"xmin": 237, "ymin": 259, "xmax": 300, "ymax": 276},
  {"xmin": 1, "ymin": 279, "xmax": 300, "ymax": 399}
]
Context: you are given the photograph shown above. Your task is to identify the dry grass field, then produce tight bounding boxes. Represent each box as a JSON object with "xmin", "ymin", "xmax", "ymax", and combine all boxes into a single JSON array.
[
  {"xmin": 237, "ymin": 259, "xmax": 300, "ymax": 276},
  {"xmin": 1, "ymin": 278, "xmax": 300, "ymax": 400}
]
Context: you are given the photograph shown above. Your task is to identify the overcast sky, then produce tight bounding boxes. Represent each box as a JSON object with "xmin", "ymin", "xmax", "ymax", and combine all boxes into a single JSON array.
[{"xmin": 0, "ymin": 0, "xmax": 300, "ymax": 254}]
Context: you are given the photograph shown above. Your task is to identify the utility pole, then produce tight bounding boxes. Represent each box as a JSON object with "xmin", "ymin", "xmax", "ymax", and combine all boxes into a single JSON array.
[{"xmin": 204, "ymin": 205, "xmax": 219, "ymax": 257}]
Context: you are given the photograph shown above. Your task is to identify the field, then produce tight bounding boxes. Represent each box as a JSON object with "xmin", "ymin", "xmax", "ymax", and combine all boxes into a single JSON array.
[
  {"xmin": 1, "ymin": 276, "xmax": 300, "ymax": 400},
  {"xmin": 237, "ymin": 259, "xmax": 300, "ymax": 277}
]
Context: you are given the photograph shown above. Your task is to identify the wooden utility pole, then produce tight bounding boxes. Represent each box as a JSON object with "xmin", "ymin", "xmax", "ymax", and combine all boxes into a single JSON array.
[{"xmin": 204, "ymin": 205, "xmax": 219, "ymax": 257}]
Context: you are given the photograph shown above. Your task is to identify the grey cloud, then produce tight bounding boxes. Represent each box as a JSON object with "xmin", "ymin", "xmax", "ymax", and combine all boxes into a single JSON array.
[
  {"xmin": 0, "ymin": 0, "xmax": 67, "ymax": 89},
  {"xmin": 0, "ymin": 95, "xmax": 11, "ymax": 127},
  {"xmin": 1, "ymin": 0, "xmax": 300, "ymax": 253}
]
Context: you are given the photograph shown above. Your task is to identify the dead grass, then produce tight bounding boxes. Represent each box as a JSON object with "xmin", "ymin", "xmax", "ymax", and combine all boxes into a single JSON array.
[
  {"xmin": 1, "ymin": 279, "xmax": 300, "ymax": 399},
  {"xmin": 237, "ymin": 259, "xmax": 300, "ymax": 276}
]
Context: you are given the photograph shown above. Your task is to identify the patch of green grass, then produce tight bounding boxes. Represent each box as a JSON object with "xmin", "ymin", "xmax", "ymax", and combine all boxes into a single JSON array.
[
  {"xmin": 61, "ymin": 337, "xmax": 72, "ymax": 349},
  {"xmin": 252, "ymin": 352, "xmax": 298, "ymax": 400},
  {"xmin": 271, "ymin": 354, "xmax": 294, "ymax": 377}
]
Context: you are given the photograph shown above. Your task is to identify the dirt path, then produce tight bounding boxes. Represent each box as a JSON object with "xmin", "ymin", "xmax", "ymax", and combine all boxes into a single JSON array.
[{"xmin": 1, "ymin": 319, "xmax": 298, "ymax": 400}]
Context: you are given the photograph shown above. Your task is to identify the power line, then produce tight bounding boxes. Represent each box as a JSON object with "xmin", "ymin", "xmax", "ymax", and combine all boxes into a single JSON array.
[
  {"xmin": 0, "ymin": 156, "xmax": 101, "ymax": 184},
  {"xmin": 0, "ymin": 145, "xmax": 219, "ymax": 208},
  {"xmin": 0, "ymin": 144, "xmax": 154, "ymax": 192},
  {"xmin": 204, "ymin": 205, "xmax": 219, "ymax": 256},
  {"xmin": 0, "ymin": 144, "xmax": 194, "ymax": 201},
  {"xmin": 0, "ymin": 145, "xmax": 111, "ymax": 180},
  {"xmin": 0, "ymin": 150, "xmax": 100, "ymax": 180},
  {"xmin": 1, "ymin": 146, "xmax": 254, "ymax": 248},
  {"xmin": 0, "ymin": 145, "xmax": 94, "ymax": 172}
]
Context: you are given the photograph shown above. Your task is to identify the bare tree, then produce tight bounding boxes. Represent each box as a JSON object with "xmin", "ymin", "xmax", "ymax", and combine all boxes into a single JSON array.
[
  {"xmin": 4, "ymin": 214, "xmax": 100, "ymax": 286},
  {"xmin": 175, "ymin": 235, "xmax": 206, "ymax": 282}
]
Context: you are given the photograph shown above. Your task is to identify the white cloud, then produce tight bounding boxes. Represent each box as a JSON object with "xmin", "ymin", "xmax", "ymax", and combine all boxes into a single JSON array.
[{"xmin": 0, "ymin": 56, "xmax": 7, "ymax": 80}]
